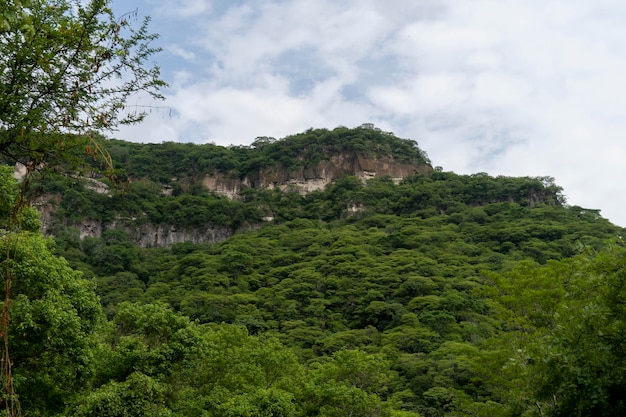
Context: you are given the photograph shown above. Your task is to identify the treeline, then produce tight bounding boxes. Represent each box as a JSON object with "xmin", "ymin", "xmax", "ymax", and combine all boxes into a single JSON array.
[
  {"xmin": 35, "ymin": 167, "xmax": 567, "ymax": 239},
  {"xmin": 95, "ymin": 124, "xmax": 431, "ymax": 184}
]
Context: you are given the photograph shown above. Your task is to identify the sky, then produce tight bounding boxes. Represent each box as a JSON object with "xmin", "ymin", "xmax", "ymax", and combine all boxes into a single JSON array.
[{"xmin": 111, "ymin": 0, "xmax": 626, "ymax": 227}]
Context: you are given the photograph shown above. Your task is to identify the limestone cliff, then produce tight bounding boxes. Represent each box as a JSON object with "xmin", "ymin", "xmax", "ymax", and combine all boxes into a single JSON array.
[
  {"xmin": 203, "ymin": 153, "xmax": 432, "ymax": 197},
  {"xmin": 105, "ymin": 222, "xmax": 232, "ymax": 247},
  {"xmin": 33, "ymin": 152, "xmax": 432, "ymax": 247},
  {"xmin": 38, "ymin": 200, "xmax": 232, "ymax": 248}
]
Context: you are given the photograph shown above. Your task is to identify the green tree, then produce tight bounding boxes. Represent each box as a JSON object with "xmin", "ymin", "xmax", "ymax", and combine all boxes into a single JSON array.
[
  {"xmin": 0, "ymin": 0, "xmax": 165, "ymax": 173},
  {"xmin": 303, "ymin": 349, "xmax": 414, "ymax": 417},
  {"xmin": 0, "ymin": 1, "xmax": 164, "ymax": 411},
  {"xmin": 0, "ymin": 165, "xmax": 41, "ymax": 232},
  {"xmin": 0, "ymin": 232, "xmax": 103, "ymax": 415},
  {"xmin": 527, "ymin": 246, "xmax": 626, "ymax": 417},
  {"xmin": 69, "ymin": 372, "xmax": 171, "ymax": 417}
]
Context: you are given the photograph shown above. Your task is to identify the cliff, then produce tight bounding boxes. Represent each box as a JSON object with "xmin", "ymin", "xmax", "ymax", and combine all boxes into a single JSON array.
[
  {"xmin": 202, "ymin": 153, "xmax": 432, "ymax": 197},
  {"xmin": 35, "ymin": 152, "xmax": 431, "ymax": 247},
  {"xmin": 29, "ymin": 125, "xmax": 436, "ymax": 247},
  {"xmin": 37, "ymin": 197, "xmax": 235, "ymax": 247}
]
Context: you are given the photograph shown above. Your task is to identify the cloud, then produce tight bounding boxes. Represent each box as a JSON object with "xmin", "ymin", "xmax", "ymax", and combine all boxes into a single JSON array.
[
  {"xmin": 112, "ymin": 0, "xmax": 626, "ymax": 226},
  {"xmin": 166, "ymin": 44, "xmax": 197, "ymax": 62},
  {"xmin": 151, "ymin": 0, "xmax": 213, "ymax": 19},
  {"xmin": 156, "ymin": 74, "xmax": 377, "ymax": 144}
]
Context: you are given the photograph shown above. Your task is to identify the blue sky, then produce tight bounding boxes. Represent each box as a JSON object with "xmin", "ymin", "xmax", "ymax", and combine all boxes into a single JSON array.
[{"xmin": 111, "ymin": 0, "xmax": 626, "ymax": 227}]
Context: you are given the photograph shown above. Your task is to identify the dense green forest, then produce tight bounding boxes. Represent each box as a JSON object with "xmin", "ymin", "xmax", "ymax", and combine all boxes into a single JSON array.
[
  {"xmin": 99, "ymin": 124, "xmax": 431, "ymax": 182},
  {"xmin": 2, "ymin": 1, "xmax": 624, "ymax": 414},
  {"xmin": 3, "ymin": 127, "xmax": 626, "ymax": 416}
]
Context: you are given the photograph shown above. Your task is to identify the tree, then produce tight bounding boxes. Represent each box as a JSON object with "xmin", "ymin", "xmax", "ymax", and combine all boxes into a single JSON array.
[
  {"xmin": 0, "ymin": 2, "xmax": 164, "ymax": 412},
  {"xmin": 1, "ymin": 168, "xmax": 104, "ymax": 416},
  {"xmin": 0, "ymin": 165, "xmax": 41, "ymax": 233},
  {"xmin": 0, "ymin": 229, "xmax": 103, "ymax": 415},
  {"xmin": 68, "ymin": 372, "xmax": 171, "ymax": 417},
  {"xmin": 0, "ymin": 0, "xmax": 165, "ymax": 174},
  {"xmin": 527, "ymin": 246, "xmax": 626, "ymax": 417},
  {"xmin": 302, "ymin": 349, "xmax": 407, "ymax": 417}
]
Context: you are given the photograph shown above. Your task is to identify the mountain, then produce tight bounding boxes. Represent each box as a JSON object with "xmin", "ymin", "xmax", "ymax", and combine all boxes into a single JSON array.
[
  {"xmin": 8, "ymin": 124, "xmax": 626, "ymax": 416},
  {"xmin": 31, "ymin": 125, "xmax": 572, "ymax": 249},
  {"xmin": 32, "ymin": 125, "xmax": 434, "ymax": 246}
]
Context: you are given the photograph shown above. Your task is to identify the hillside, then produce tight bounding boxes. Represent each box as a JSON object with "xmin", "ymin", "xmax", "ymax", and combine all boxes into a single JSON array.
[
  {"xmin": 30, "ymin": 125, "xmax": 569, "ymax": 248},
  {"xmin": 33, "ymin": 125, "xmax": 435, "ymax": 245},
  {"xmin": 4, "ymin": 125, "xmax": 626, "ymax": 416}
]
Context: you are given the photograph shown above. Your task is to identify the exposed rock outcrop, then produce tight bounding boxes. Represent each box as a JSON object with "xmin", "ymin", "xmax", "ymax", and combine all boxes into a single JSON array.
[
  {"xmin": 33, "ymin": 152, "xmax": 432, "ymax": 247},
  {"xmin": 202, "ymin": 172, "xmax": 243, "ymax": 198},
  {"xmin": 39, "ymin": 215, "xmax": 231, "ymax": 249},
  {"xmin": 202, "ymin": 153, "xmax": 432, "ymax": 197},
  {"xmin": 117, "ymin": 222, "xmax": 232, "ymax": 247}
]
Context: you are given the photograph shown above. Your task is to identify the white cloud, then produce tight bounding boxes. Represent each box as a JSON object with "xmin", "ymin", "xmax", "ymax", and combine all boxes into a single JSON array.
[
  {"xmin": 156, "ymin": 74, "xmax": 376, "ymax": 144},
  {"xmin": 166, "ymin": 44, "xmax": 197, "ymax": 62},
  {"xmin": 155, "ymin": 0, "xmax": 212, "ymax": 18},
  {"xmin": 112, "ymin": 0, "xmax": 626, "ymax": 226}
]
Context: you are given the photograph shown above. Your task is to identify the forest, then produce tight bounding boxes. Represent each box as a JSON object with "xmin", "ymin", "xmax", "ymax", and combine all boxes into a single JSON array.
[
  {"xmin": 2, "ymin": 1, "xmax": 626, "ymax": 415},
  {"xmin": 3, "ymin": 125, "xmax": 626, "ymax": 416}
]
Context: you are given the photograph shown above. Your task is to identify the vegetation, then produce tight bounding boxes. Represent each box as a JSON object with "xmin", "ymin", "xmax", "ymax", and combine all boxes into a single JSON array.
[
  {"xmin": 0, "ymin": 0, "xmax": 165, "ymax": 174},
  {"xmin": 81, "ymin": 124, "xmax": 430, "ymax": 185},
  {"xmin": 238, "ymin": 124, "xmax": 431, "ymax": 173},
  {"xmin": 0, "ymin": 5, "xmax": 624, "ymax": 412},
  {"xmin": 0, "ymin": 0, "xmax": 164, "ymax": 414},
  {"xmin": 2, "ymin": 125, "xmax": 623, "ymax": 415}
]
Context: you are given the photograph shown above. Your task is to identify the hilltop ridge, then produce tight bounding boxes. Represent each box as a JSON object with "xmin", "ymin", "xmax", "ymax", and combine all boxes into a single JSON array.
[
  {"xmin": 101, "ymin": 124, "xmax": 433, "ymax": 198},
  {"xmin": 30, "ymin": 125, "xmax": 563, "ymax": 247}
]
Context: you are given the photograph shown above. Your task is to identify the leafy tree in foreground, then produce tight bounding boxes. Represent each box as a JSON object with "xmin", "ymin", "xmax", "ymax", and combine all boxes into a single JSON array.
[
  {"xmin": 0, "ymin": 0, "xmax": 165, "ymax": 174},
  {"xmin": 0, "ymin": 0, "xmax": 164, "ymax": 412},
  {"xmin": 0, "ymin": 190, "xmax": 102, "ymax": 416},
  {"xmin": 2, "ymin": 234, "xmax": 103, "ymax": 415}
]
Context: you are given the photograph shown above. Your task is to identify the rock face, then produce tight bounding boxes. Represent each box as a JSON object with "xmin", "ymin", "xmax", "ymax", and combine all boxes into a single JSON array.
[
  {"xmin": 39, "ymin": 214, "xmax": 232, "ymax": 248},
  {"xmin": 202, "ymin": 154, "xmax": 432, "ymax": 197},
  {"xmin": 34, "ymin": 153, "xmax": 432, "ymax": 247},
  {"xmin": 116, "ymin": 223, "xmax": 232, "ymax": 247},
  {"xmin": 202, "ymin": 173, "xmax": 242, "ymax": 199},
  {"xmin": 36, "ymin": 195, "xmax": 232, "ymax": 248}
]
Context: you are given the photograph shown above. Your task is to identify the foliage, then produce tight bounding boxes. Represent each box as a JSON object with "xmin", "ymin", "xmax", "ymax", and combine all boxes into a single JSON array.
[
  {"xmin": 0, "ymin": 232, "xmax": 102, "ymax": 415},
  {"xmin": 0, "ymin": 165, "xmax": 41, "ymax": 233},
  {"xmin": 238, "ymin": 124, "xmax": 431, "ymax": 174},
  {"xmin": 0, "ymin": 0, "xmax": 165, "ymax": 172},
  {"xmin": 68, "ymin": 372, "xmax": 171, "ymax": 417},
  {"xmin": 521, "ymin": 246, "xmax": 626, "ymax": 416},
  {"xmin": 59, "ymin": 124, "xmax": 430, "ymax": 187},
  {"xmin": 0, "ymin": 0, "xmax": 164, "ymax": 413},
  {"xmin": 4, "ymin": 124, "xmax": 626, "ymax": 415}
]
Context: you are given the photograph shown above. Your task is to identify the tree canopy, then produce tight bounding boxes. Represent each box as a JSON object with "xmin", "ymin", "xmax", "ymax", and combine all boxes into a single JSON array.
[
  {"xmin": 0, "ymin": 0, "xmax": 165, "ymax": 413},
  {"xmin": 0, "ymin": 0, "xmax": 165, "ymax": 173}
]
